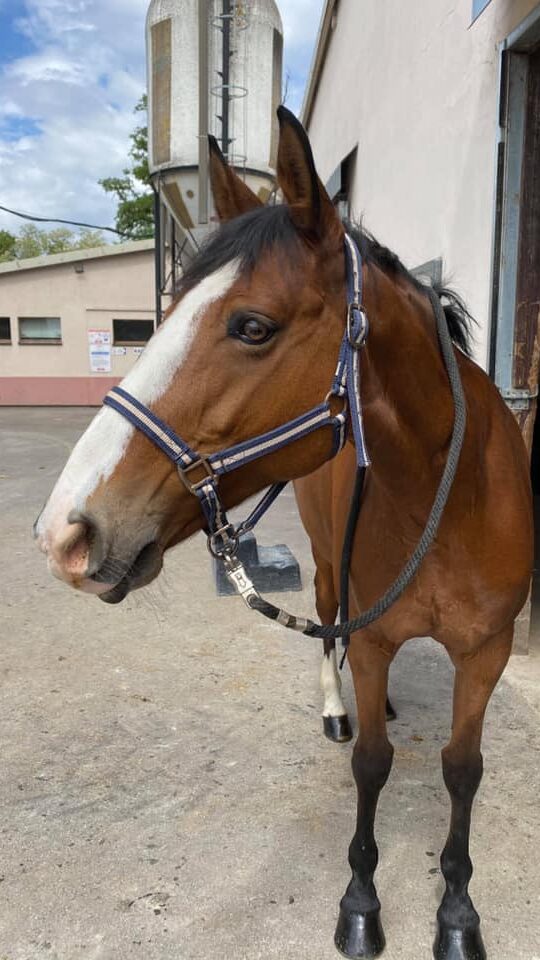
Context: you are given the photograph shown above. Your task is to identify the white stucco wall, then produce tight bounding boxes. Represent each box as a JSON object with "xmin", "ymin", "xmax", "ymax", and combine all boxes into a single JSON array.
[{"xmin": 306, "ymin": 0, "xmax": 540, "ymax": 367}]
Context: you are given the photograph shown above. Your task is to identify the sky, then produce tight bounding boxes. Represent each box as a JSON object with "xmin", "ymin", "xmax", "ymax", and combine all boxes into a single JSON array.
[{"xmin": 0, "ymin": 0, "xmax": 325, "ymax": 236}]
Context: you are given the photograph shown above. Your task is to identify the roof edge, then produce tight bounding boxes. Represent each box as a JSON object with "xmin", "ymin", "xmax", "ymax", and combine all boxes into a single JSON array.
[
  {"xmin": 301, "ymin": 0, "xmax": 339, "ymax": 128},
  {"xmin": 0, "ymin": 238, "xmax": 155, "ymax": 276}
]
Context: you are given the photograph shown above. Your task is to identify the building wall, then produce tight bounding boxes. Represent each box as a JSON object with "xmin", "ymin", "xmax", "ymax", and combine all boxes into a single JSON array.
[
  {"xmin": 306, "ymin": 0, "xmax": 540, "ymax": 368},
  {"xmin": 0, "ymin": 247, "xmax": 155, "ymax": 405}
]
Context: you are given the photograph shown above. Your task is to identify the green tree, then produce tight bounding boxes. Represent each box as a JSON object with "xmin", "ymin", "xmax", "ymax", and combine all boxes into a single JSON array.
[
  {"xmin": 0, "ymin": 229, "xmax": 16, "ymax": 262},
  {"xmin": 74, "ymin": 228, "xmax": 107, "ymax": 249},
  {"xmin": 15, "ymin": 225, "xmax": 48, "ymax": 258},
  {"xmin": 99, "ymin": 95, "xmax": 154, "ymax": 240},
  {"xmin": 13, "ymin": 224, "xmax": 107, "ymax": 259},
  {"xmin": 41, "ymin": 227, "xmax": 79, "ymax": 255}
]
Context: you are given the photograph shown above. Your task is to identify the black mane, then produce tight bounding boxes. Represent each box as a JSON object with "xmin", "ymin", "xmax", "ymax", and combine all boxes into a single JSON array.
[
  {"xmin": 347, "ymin": 222, "xmax": 474, "ymax": 356},
  {"xmin": 179, "ymin": 206, "xmax": 474, "ymax": 356},
  {"xmin": 179, "ymin": 206, "xmax": 301, "ymax": 292}
]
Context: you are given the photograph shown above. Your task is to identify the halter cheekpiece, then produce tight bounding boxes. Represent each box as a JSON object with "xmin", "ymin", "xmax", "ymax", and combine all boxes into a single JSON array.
[{"xmin": 103, "ymin": 234, "xmax": 370, "ymax": 560}]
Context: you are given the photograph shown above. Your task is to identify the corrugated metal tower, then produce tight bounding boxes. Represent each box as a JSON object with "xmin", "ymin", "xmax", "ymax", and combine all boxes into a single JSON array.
[{"xmin": 146, "ymin": 0, "xmax": 283, "ymax": 320}]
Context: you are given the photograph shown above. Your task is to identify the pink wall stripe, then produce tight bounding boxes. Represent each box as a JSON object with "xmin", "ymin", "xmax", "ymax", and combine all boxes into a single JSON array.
[{"xmin": 0, "ymin": 377, "xmax": 122, "ymax": 406}]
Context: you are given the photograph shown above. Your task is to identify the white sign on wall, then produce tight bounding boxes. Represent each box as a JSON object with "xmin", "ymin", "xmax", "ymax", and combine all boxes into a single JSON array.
[{"xmin": 88, "ymin": 329, "xmax": 112, "ymax": 373}]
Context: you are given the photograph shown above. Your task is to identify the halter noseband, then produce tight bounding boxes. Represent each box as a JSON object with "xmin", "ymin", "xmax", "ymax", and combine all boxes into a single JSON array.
[{"xmin": 103, "ymin": 234, "xmax": 369, "ymax": 558}]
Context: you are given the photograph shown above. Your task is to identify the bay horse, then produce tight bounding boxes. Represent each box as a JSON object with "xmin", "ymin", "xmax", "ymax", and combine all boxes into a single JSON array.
[{"xmin": 34, "ymin": 107, "xmax": 532, "ymax": 959}]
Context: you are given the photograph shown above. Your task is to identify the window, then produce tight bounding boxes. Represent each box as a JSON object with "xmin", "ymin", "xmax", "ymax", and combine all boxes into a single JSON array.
[
  {"xmin": 326, "ymin": 146, "xmax": 358, "ymax": 221},
  {"xmin": 113, "ymin": 318, "xmax": 154, "ymax": 346},
  {"xmin": 0, "ymin": 318, "xmax": 11, "ymax": 343},
  {"xmin": 19, "ymin": 317, "xmax": 61, "ymax": 344}
]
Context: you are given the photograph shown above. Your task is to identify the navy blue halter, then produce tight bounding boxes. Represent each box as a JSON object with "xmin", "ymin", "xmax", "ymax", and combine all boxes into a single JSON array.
[{"xmin": 103, "ymin": 234, "xmax": 369, "ymax": 557}]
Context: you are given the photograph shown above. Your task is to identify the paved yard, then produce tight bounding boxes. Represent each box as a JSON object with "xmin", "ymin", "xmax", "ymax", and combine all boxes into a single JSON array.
[{"xmin": 0, "ymin": 408, "xmax": 539, "ymax": 960}]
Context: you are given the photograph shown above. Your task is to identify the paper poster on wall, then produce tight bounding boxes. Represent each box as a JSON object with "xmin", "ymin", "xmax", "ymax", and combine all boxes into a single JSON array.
[
  {"xmin": 112, "ymin": 346, "xmax": 126, "ymax": 356},
  {"xmin": 88, "ymin": 329, "xmax": 112, "ymax": 373}
]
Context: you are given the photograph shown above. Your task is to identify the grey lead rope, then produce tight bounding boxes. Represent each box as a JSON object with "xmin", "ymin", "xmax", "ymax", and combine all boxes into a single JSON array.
[{"xmin": 224, "ymin": 288, "xmax": 467, "ymax": 640}]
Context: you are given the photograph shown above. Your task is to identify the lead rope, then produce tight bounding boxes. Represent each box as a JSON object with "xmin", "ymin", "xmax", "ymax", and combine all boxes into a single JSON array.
[
  {"xmin": 223, "ymin": 288, "xmax": 467, "ymax": 642},
  {"xmin": 338, "ymin": 466, "xmax": 365, "ymax": 667}
]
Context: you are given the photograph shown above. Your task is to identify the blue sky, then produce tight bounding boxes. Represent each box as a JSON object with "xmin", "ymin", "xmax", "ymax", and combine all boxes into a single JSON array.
[{"xmin": 0, "ymin": 0, "xmax": 324, "ymax": 235}]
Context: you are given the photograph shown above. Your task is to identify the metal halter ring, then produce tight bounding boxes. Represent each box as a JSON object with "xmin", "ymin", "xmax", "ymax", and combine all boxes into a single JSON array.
[
  {"xmin": 324, "ymin": 389, "xmax": 348, "ymax": 415},
  {"xmin": 207, "ymin": 523, "xmax": 240, "ymax": 560}
]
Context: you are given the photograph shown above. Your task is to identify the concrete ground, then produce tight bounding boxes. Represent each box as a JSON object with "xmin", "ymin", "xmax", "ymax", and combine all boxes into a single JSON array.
[{"xmin": 0, "ymin": 407, "xmax": 539, "ymax": 960}]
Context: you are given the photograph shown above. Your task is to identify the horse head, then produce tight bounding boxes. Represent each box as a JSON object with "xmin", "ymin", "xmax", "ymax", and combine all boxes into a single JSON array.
[{"xmin": 34, "ymin": 108, "xmax": 349, "ymax": 601}]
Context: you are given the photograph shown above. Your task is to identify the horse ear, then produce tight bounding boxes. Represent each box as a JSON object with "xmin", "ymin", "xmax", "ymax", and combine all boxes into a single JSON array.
[
  {"xmin": 208, "ymin": 135, "xmax": 263, "ymax": 221},
  {"xmin": 276, "ymin": 106, "xmax": 342, "ymax": 243}
]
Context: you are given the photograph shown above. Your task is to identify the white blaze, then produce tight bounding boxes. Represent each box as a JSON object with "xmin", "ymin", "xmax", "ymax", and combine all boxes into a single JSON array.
[
  {"xmin": 320, "ymin": 648, "xmax": 346, "ymax": 718},
  {"xmin": 36, "ymin": 261, "xmax": 239, "ymax": 547}
]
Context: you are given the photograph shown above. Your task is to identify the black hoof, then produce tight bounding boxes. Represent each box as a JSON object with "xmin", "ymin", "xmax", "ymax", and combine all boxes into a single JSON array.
[
  {"xmin": 433, "ymin": 924, "xmax": 486, "ymax": 960},
  {"xmin": 385, "ymin": 698, "xmax": 397, "ymax": 721},
  {"xmin": 324, "ymin": 714, "xmax": 353, "ymax": 743},
  {"xmin": 334, "ymin": 907, "xmax": 385, "ymax": 958}
]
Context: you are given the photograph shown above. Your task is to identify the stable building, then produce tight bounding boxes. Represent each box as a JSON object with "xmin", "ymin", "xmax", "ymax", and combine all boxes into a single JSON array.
[
  {"xmin": 303, "ymin": 0, "xmax": 540, "ymax": 651},
  {"xmin": 304, "ymin": 0, "xmax": 540, "ymax": 441},
  {"xmin": 0, "ymin": 240, "xmax": 155, "ymax": 405}
]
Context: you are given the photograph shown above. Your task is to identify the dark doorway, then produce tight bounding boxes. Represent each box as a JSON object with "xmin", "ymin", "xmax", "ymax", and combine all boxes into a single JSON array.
[
  {"xmin": 517, "ymin": 46, "xmax": 540, "ymax": 645},
  {"xmin": 514, "ymin": 46, "xmax": 540, "ymax": 451}
]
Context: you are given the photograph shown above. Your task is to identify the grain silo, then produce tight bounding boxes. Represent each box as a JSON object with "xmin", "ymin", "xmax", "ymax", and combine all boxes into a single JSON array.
[{"xmin": 146, "ymin": 0, "xmax": 283, "ymax": 318}]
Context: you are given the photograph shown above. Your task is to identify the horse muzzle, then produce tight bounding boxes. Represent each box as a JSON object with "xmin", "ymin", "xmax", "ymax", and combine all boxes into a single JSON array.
[{"xmin": 34, "ymin": 505, "xmax": 163, "ymax": 601}]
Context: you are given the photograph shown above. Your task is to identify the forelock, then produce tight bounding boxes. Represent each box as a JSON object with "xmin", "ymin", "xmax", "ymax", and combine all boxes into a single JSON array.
[{"xmin": 177, "ymin": 205, "xmax": 302, "ymax": 297}]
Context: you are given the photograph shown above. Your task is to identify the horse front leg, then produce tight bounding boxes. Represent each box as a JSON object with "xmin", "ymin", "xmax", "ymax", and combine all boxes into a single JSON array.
[
  {"xmin": 335, "ymin": 638, "xmax": 394, "ymax": 959},
  {"xmin": 435, "ymin": 626, "xmax": 513, "ymax": 960}
]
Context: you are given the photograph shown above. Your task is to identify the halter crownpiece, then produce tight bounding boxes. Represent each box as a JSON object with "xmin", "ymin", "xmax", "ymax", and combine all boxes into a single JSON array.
[{"xmin": 103, "ymin": 234, "xmax": 370, "ymax": 558}]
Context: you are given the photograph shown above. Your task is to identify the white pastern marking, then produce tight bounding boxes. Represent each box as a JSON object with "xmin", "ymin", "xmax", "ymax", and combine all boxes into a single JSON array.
[
  {"xmin": 37, "ymin": 261, "xmax": 239, "ymax": 544},
  {"xmin": 320, "ymin": 648, "xmax": 346, "ymax": 718}
]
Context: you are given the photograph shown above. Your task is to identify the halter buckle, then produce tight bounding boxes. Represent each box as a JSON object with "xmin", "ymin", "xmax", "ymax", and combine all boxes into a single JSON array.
[
  {"xmin": 347, "ymin": 303, "xmax": 369, "ymax": 349},
  {"xmin": 178, "ymin": 457, "xmax": 216, "ymax": 494},
  {"xmin": 207, "ymin": 523, "xmax": 239, "ymax": 559}
]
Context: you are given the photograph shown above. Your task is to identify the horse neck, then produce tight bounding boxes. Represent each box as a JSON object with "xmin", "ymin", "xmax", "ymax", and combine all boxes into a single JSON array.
[{"xmin": 360, "ymin": 264, "xmax": 455, "ymax": 495}]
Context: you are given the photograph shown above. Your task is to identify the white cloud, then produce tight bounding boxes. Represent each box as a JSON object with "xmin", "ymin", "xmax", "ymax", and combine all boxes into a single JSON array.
[
  {"xmin": 281, "ymin": 0, "xmax": 325, "ymax": 112},
  {"xmin": 0, "ymin": 0, "xmax": 324, "ymax": 235},
  {"xmin": 7, "ymin": 50, "xmax": 90, "ymax": 85},
  {"xmin": 0, "ymin": 0, "xmax": 147, "ymax": 232},
  {"xmin": 281, "ymin": 0, "xmax": 324, "ymax": 52}
]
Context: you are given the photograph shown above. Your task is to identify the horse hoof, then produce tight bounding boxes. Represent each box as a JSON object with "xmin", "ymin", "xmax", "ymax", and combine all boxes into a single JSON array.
[
  {"xmin": 433, "ymin": 924, "xmax": 486, "ymax": 960},
  {"xmin": 334, "ymin": 907, "xmax": 385, "ymax": 958},
  {"xmin": 385, "ymin": 698, "xmax": 397, "ymax": 721},
  {"xmin": 324, "ymin": 714, "xmax": 353, "ymax": 742}
]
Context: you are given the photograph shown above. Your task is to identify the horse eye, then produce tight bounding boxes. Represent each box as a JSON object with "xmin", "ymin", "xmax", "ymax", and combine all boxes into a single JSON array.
[{"xmin": 229, "ymin": 313, "xmax": 276, "ymax": 346}]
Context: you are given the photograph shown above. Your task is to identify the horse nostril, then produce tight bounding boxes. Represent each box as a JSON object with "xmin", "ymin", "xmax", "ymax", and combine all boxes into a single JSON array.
[{"xmin": 64, "ymin": 510, "xmax": 105, "ymax": 579}]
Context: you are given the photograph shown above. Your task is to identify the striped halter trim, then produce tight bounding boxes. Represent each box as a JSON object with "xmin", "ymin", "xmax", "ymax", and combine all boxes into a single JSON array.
[{"xmin": 103, "ymin": 234, "xmax": 369, "ymax": 555}]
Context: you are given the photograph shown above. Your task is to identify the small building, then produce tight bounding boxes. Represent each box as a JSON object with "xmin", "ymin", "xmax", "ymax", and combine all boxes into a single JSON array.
[{"xmin": 0, "ymin": 240, "xmax": 155, "ymax": 405}]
